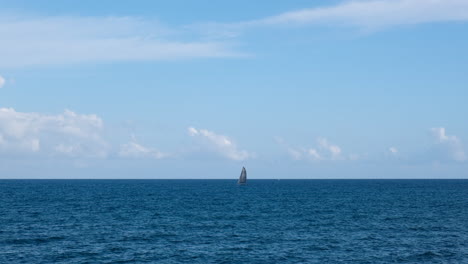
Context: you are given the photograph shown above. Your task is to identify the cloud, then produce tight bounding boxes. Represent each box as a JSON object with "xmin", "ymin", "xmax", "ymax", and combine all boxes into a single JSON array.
[
  {"xmin": 0, "ymin": 76, "xmax": 5, "ymax": 88},
  {"xmin": 2, "ymin": 1, "xmax": 466, "ymax": 68},
  {"xmin": 389, "ymin": 147, "xmax": 398, "ymax": 154},
  {"xmin": 317, "ymin": 137, "xmax": 342, "ymax": 159},
  {"xmin": 430, "ymin": 127, "xmax": 466, "ymax": 162},
  {"xmin": 0, "ymin": 15, "xmax": 242, "ymax": 68},
  {"xmin": 254, "ymin": 0, "xmax": 468, "ymax": 30},
  {"xmin": 277, "ymin": 136, "xmax": 345, "ymax": 161},
  {"xmin": 274, "ymin": 137, "xmax": 305, "ymax": 160},
  {"xmin": 188, "ymin": 127, "xmax": 199, "ymax": 136},
  {"xmin": 119, "ymin": 136, "xmax": 168, "ymax": 159},
  {"xmin": 193, "ymin": 0, "xmax": 468, "ymax": 38},
  {"xmin": 188, "ymin": 127, "xmax": 251, "ymax": 161},
  {"xmin": 308, "ymin": 148, "xmax": 321, "ymax": 160},
  {"xmin": 0, "ymin": 108, "xmax": 107, "ymax": 157}
]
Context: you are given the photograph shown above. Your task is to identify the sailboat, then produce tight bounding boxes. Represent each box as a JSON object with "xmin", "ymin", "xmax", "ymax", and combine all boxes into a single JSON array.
[{"xmin": 238, "ymin": 167, "xmax": 247, "ymax": 184}]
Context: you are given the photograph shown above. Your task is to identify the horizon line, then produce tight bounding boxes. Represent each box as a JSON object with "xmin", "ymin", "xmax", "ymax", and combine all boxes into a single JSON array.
[{"xmin": 0, "ymin": 178, "xmax": 467, "ymax": 180}]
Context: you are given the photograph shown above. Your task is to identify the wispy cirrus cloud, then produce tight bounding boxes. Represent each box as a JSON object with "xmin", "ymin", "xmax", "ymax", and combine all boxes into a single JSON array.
[
  {"xmin": 192, "ymin": 0, "xmax": 468, "ymax": 39},
  {"xmin": 255, "ymin": 0, "xmax": 468, "ymax": 30},
  {"xmin": 2, "ymin": 1, "xmax": 467, "ymax": 68},
  {"xmin": 0, "ymin": 15, "xmax": 242, "ymax": 68},
  {"xmin": 0, "ymin": 76, "xmax": 5, "ymax": 88},
  {"xmin": 188, "ymin": 126, "xmax": 252, "ymax": 161}
]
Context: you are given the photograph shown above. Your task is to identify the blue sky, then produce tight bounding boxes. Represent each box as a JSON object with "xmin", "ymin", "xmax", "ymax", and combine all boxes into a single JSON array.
[{"xmin": 0, "ymin": 0, "xmax": 467, "ymax": 178}]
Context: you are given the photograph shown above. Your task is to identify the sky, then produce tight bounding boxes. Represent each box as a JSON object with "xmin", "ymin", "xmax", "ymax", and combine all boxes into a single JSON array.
[{"xmin": 0, "ymin": 0, "xmax": 467, "ymax": 179}]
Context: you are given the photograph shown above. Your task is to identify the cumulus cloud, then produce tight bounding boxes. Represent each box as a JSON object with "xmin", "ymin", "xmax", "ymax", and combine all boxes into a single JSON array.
[
  {"xmin": 308, "ymin": 148, "xmax": 321, "ymax": 161},
  {"xmin": 119, "ymin": 136, "xmax": 168, "ymax": 159},
  {"xmin": 0, "ymin": 108, "xmax": 107, "ymax": 157},
  {"xmin": 317, "ymin": 137, "xmax": 342, "ymax": 159},
  {"xmin": 277, "ymin": 136, "xmax": 345, "ymax": 161},
  {"xmin": 0, "ymin": 15, "xmax": 242, "ymax": 68},
  {"xmin": 0, "ymin": 76, "xmax": 5, "ymax": 88},
  {"xmin": 430, "ymin": 127, "xmax": 466, "ymax": 162},
  {"xmin": 187, "ymin": 127, "xmax": 199, "ymax": 136},
  {"xmin": 188, "ymin": 127, "xmax": 251, "ymax": 161}
]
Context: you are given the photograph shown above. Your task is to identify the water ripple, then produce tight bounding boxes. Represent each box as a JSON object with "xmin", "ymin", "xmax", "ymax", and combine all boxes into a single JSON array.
[{"xmin": 0, "ymin": 179, "xmax": 467, "ymax": 263}]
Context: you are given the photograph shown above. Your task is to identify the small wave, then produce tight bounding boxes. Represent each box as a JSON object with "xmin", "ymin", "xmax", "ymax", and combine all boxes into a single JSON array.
[
  {"xmin": 3, "ymin": 236, "xmax": 64, "ymax": 245},
  {"xmin": 404, "ymin": 251, "xmax": 442, "ymax": 261}
]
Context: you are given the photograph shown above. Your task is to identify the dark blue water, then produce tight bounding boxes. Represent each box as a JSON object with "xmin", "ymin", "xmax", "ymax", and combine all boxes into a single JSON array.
[{"xmin": 0, "ymin": 180, "xmax": 467, "ymax": 263}]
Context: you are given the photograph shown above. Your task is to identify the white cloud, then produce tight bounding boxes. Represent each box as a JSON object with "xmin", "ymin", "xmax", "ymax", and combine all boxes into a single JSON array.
[
  {"xmin": 317, "ymin": 137, "xmax": 342, "ymax": 159},
  {"xmin": 255, "ymin": 0, "xmax": 468, "ymax": 30},
  {"xmin": 389, "ymin": 147, "xmax": 398, "ymax": 154},
  {"xmin": 308, "ymin": 148, "xmax": 321, "ymax": 160},
  {"xmin": 432, "ymin": 127, "xmax": 455, "ymax": 143},
  {"xmin": 0, "ymin": 15, "xmax": 242, "ymax": 68},
  {"xmin": 0, "ymin": 76, "xmax": 5, "ymax": 88},
  {"xmin": 188, "ymin": 127, "xmax": 251, "ymax": 161},
  {"xmin": 119, "ymin": 136, "xmax": 167, "ymax": 159},
  {"xmin": 274, "ymin": 137, "xmax": 304, "ymax": 160},
  {"xmin": 430, "ymin": 127, "xmax": 466, "ymax": 162},
  {"xmin": 2, "ymin": 1, "xmax": 465, "ymax": 68},
  {"xmin": 191, "ymin": 0, "xmax": 468, "ymax": 40},
  {"xmin": 29, "ymin": 138, "xmax": 40, "ymax": 152},
  {"xmin": 287, "ymin": 148, "xmax": 303, "ymax": 160},
  {"xmin": 0, "ymin": 108, "xmax": 107, "ymax": 157},
  {"xmin": 277, "ymin": 136, "xmax": 345, "ymax": 161},
  {"xmin": 55, "ymin": 144, "xmax": 77, "ymax": 154},
  {"xmin": 188, "ymin": 127, "xmax": 199, "ymax": 136}
]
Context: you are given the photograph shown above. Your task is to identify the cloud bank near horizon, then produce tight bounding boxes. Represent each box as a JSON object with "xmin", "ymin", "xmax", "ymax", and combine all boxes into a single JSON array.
[
  {"xmin": 275, "ymin": 136, "xmax": 346, "ymax": 162},
  {"xmin": 0, "ymin": 107, "xmax": 108, "ymax": 158},
  {"xmin": 276, "ymin": 127, "xmax": 467, "ymax": 164},
  {"xmin": 430, "ymin": 127, "xmax": 466, "ymax": 162},
  {"xmin": 0, "ymin": 108, "xmax": 465, "ymax": 165}
]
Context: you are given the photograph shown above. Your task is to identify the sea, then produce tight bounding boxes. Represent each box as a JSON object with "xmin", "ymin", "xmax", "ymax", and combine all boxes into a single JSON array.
[{"xmin": 0, "ymin": 180, "xmax": 467, "ymax": 263}]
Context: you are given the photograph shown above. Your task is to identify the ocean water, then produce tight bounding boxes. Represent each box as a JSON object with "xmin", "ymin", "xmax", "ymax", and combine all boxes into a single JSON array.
[{"xmin": 0, "ymin": 180, "xmax": 467, "ymax": 264}]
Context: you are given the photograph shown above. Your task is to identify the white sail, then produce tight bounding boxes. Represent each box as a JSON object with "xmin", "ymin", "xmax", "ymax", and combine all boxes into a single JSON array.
[{"xmin": 238, "ymin": 167, "xmax": 247, "ymax": 184}]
